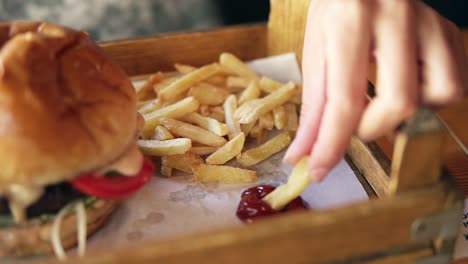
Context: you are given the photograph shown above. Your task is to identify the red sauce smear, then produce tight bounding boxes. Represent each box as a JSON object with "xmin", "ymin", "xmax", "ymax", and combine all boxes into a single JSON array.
[{"xmin": 236, "ymin": 185, "xmax": 309, "ymax": 223}]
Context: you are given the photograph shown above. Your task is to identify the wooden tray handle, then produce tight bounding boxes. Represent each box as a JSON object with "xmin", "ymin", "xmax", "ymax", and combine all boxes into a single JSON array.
[{"xmin": 389, "ymin": 108, "xmax": 447, "ymax": 194}]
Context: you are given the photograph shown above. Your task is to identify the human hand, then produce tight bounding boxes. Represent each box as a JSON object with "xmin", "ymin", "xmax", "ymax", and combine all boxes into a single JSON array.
[{"xmin": 284, "ymin": 0, "xmax": 467, "ymax": 181}]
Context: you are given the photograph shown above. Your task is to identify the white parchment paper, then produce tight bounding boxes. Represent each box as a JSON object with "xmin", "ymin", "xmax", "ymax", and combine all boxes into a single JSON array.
[{"xmin": 87, "ymin": 53, "xmax": 369, "ymax": 251}]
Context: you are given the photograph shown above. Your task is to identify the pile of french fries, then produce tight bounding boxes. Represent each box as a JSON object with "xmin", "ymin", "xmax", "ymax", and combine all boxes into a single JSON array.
[{"xmin": 136, "ymin": 53, "xmax": 301, "ymax": 184}]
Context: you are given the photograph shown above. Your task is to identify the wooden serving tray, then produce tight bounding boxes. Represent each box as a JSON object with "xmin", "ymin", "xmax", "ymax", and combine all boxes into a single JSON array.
[{"xmin": 40, "ymin": 1, "xmax": 465, "ymax": 263}]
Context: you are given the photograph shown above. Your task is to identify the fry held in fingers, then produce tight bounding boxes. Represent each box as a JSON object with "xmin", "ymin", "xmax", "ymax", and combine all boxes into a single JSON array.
[{"xmin": 263, "ymin": 156, "xmax": 313, "ymax": 210}]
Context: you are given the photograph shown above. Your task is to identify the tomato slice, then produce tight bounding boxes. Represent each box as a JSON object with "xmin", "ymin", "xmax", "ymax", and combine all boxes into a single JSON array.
[{"xmin": 70, "ymin": 158, "xmax": 154, "ymax": 199}]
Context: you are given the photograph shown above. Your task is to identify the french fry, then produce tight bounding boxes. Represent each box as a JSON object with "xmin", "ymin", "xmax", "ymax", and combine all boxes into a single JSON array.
[
  {"xmin": 249, "ymin": 122, "xmax": 267, "ymax": 144},
  {"xmin": 240, "ymin": 122, "xmax": 256, "ymax": 137},
  {"xmin": 160, "ymin": 118, "xmax": 227, "ymax": 147},
  {"xmin": 220, "ymin": 53, "xmax": 258, "ymax": 80},
  {"xmin": 189, "ymin": 146, "xmax": 219, "ymax": 156},
  {"xmin": 226, "ymin": 76, "xmax": 250, "ymax": 89},
  {"xmin": 288, "ymin": 88, "xmax": 302, "ymax": 104},
  {"xmin": 161, "ymin": 165, "xmax": 173, "ymax": 177},
  {"xmin": 223, "ymin": 95, "xmax": 241, "ymax": 140},
  {"xmin": 205, "ymin": 75, "xmax": 226, "ymax": 86},
  {"xmin": 199, "ymin": 104, "xmax": 211, "ymax": 116},
  {"xmin": 206, "ymin": 133, "xmax": 245, "ymax": 165},
  {"xmin": 143, "ymin": 96, "xmax": 199, "ymax": 135},
  {"xmin": 188, "ymin": 83, "xmax": 229, "ymax": 105},
  {"xmin": 259, "ymin": 76, "xmax": 283, "ymax": 93},
  {"xmin": 138, "ymin": 99, "xmax": 162, "ymax": 115},
  {"xmin": 238, "ymin": 80, "xmax": 261, "ymax": 105},
  {"xmin": 158, "ymin": 63, "xmax": 221, "ymax": 103},
  {"xmin": 208, "ymin": 110, "xmax": 225, "ymax": 123},
  {"xmin": 193, "ymin": 164, "xmax": 257, "ymax": 183},
  {"xmin": 183, "ymin": 112, "xmax": 228, "ymax": 136},
  {"xmin": 153, "ymin": 77, "xmax": 178, "ymax": 93},
  {"xmin": 136, "ymin": 72, "xmax": 163, "ymax": 100},
  {"xmin": 259, "ymin": 111, "xmax": 274, "ymax": 130},
  {"xmin": 137, "ymin": 54, "xmax": 303, "ymax": 184},
  {"xmin": 210, "ymin": 106, "xmax": 224, "ymax": 117},
  {"xmin": 234, "ymin": 82, "xmax": 296, "ymax": 124},
  {"xmin": 175, "ymin": 64, "xmax": 227, "ymax": 86},
  {"xmin": 273, "ymin": 105, "xmax": 287, "ymax": 130},
  {"xmin": 161, "ymin": 153, "xmax": 204, "ymax": 173},
  {"xmin": 174, "ymin": 63, "xmax": 196, "ymax": 74},
  {"xmin": 259, "ymin": 77, "xmax": 301, "ymax": 104},
  {"xmin": 263, "ymin": 156, "xmax": 313, "ymax": 210},
  {"xmin": 284, "ymin": 103, "xmax": 299, "ymax": 131},
  {"xmin": 153, "ymin": 126, "xmax": 174, "ymax": 140},
  {"xmin": 218, "ymin": 64, "xmax": 237, "ymax": 75},
  {"xmin": 137, "ymin": 138, "xmax": 192, "ymax": 156},
  {"xmin": 237, "ymin": 132, "xmax": 291, "ymax": 167},
  {"xmin": 137, "ymin": 99, "xmax": 153, "ymax": 109}
]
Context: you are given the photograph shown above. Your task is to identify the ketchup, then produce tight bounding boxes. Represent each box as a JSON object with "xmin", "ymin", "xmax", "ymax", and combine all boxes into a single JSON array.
[{"xmin": 236, "ymin": 185, "xmax": 309, "ymax": 223}]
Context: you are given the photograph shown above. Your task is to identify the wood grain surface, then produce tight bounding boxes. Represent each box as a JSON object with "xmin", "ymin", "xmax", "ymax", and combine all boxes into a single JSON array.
[{"xmin": 101, "ymin": 24, "xmax": 267, "ymax": 75}]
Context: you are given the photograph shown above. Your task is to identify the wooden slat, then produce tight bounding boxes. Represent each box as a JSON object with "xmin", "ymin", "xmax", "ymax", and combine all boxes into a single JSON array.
[
  {"xmin": 100, "ymin": 24, "xmax": 267, "ymax": 76},
  {"xmin": 438, "ymin": 98, "xmax": 468, "ymax": 149},
  {"xmin": 268, "ymin": 0, "xmax": 310, "ymax": 63},
  {"xmin": 48, "ymin": 183, "xmax": 454, "ymax": 264},
  {"xmin": 437, "ymin": 30, "xmax": 468, "ymax": 149},
  {"xmin": 348, "ymin": 138, "xmax": 391, "ymax": 197}
]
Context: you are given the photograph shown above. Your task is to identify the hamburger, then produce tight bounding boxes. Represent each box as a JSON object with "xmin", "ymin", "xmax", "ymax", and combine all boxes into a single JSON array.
[{"xmin": 0, "ymin": 21, "xmax": 153, "ymax": 258}]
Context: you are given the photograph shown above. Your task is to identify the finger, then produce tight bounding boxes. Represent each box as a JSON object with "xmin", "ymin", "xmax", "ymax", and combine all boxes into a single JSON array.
[
  {"xmin": 284, "ymin": 7, "xmax": 327, "ymax": 164},
  {"xmin": 417, "ymin": 4, "xmax": 465, "ymax": 105},
  {"xmin": 307, "ymin": 1, "xmax": 370, "ymax": 181},
  {"xmin": 357, "ymin": 1, "xmax": 418, "ymax": 141}
]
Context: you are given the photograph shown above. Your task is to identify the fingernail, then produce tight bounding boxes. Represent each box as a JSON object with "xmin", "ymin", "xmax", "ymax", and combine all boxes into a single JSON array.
[{"xmin": 309, "ymin": 168, "xmax": 328, "ymax": 182}]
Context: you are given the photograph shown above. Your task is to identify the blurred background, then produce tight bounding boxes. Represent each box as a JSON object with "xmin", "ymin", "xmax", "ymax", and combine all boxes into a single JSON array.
[{"xmin": 0, "ymin": 0, "xmax": 465, "ymax": 42}]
